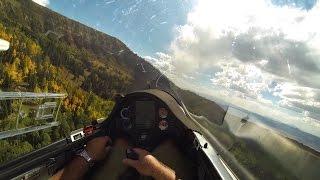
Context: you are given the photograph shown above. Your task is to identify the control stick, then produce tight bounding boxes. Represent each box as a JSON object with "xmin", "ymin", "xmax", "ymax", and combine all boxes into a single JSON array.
[{"xmin": 126, "ymin": 148, "xmax": 139, "ymax": 160}]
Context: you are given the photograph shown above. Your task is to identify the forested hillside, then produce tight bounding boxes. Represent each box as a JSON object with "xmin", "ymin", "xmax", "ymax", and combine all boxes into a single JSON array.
[
  {"xmin": 0, "ymin": 0, "xmax": 154, "ymax": 163},
  {"xmin": 0, "ymin": 0, "xmax": 225, "ymax": 163}
]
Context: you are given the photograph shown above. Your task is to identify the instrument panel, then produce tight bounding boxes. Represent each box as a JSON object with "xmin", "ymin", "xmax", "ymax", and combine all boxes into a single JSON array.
[{"xmin": 114, "ymin": 94, "xmax": 182, "ymax": 149}]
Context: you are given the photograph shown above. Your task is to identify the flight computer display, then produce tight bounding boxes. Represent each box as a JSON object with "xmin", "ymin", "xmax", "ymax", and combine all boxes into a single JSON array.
[{"xmin": 135, "ymin": 101, "xmax": 155, "ymax": 129}]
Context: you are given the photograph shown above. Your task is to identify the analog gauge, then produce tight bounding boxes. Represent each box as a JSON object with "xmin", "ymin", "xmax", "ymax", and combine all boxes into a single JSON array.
[
  {"xmin": 158, "ymin": 108, "xmax": 168, "ymax": 119},
  {"xmin": 120, "ymin": 107, "xmax": 129, "ymax": 120},
  {"xmin": 159, "ymin": 120, "xmax": 168, "ymax": 131}
]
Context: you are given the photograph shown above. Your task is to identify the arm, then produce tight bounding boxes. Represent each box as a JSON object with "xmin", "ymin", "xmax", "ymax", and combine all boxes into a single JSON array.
[
  {"xmin": 51, "ymin": 136, "xmax": 111, "ymax": 180},
  {"xmin": 123, "ymin": 148, "xmax": 176, "ymax": 180},
  {"xmin": 51, "ymin": 156, "xmax": 89, "ymax": 180}
]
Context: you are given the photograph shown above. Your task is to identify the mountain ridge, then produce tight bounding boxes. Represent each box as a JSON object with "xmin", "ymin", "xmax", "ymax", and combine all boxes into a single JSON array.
[{"xmin": 0, "ymin": 0, "xmax": 225, "ymax": 163}]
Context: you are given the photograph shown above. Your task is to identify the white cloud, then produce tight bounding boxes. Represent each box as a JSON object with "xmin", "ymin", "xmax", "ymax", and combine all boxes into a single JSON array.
[
  {"xmin": 186, "ymin": 0, "xmax": 320, "ymax": 43},
  {"xmin": 144, "ymin": 52, "xmax": 175, "ymax": 78},
  {"xmin": 274, "ymin": 82, "xmax": 320, "ymax": 118},
  {"xmin": 32, "ymin": 0, "xmax": 50, "ymax": 7},
  {"xmin": 147, "ymin": 0, "xmax": 320, "ymax": 137},
  {"xmin": 169, "ymin": 0, "xmax": 320, "ymax": 78},
  {"xmin": 210, "ymin": 61, "xmax": 272, "ymax": 98}
]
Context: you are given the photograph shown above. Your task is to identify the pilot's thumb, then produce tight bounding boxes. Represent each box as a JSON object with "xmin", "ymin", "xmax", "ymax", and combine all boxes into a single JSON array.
[{"xmin": 123, "ymin": 158, "xmax": 138, "ymax": 168}]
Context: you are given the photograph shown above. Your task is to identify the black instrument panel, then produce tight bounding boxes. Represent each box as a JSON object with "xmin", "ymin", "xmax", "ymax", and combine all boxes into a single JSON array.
[
  {"xmin": 135, "ymin": 100, "xmax": 155, "ymax": 130},
  {"xmin": 114, "ymin": 93, "xmax": 182, "ymax": 149}
]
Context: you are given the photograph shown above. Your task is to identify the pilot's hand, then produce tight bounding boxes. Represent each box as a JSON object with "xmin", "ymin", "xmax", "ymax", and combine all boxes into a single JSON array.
[
  {"xmin": 122, "ymin": 148, "xmax": 176, "ymax": 180},
  {"xmin": 54, "ymin": 136, "xmax": 112, "ymax": 180},
  {"xmin": 85, "ymin": 136, "xmax": 111, "ymax": 161}
]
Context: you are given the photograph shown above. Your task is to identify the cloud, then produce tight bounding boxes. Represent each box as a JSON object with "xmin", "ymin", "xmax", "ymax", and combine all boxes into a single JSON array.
[
  {"xmin": 144, "ymin": 52, "xmax": 175, "ymax": 78},
  {"xmin": 171, "ymin": 0, "xmax": 320, "ymax": 76},
  {"xmin": 274, "ymin": 82, "xmax": 320, "ymax": 118},
  {"xmin": 210, "ymin": 61, "xmax": 273, "ymax": 98},
  {"xmin": 231, "ymin": 31, "xmax": 320, "ymax": 88},
  {"xmin": 32, "ymin": 0, "xmax": 50, "ymax": 7},
  {"xmin": 146, "ymin": 0, "xmax": 320, "ymax": 136}
]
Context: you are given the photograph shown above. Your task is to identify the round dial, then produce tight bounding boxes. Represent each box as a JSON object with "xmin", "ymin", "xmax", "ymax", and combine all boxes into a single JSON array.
[
  {"xmin": 120, "ymin": 107, "xmax": 130, "ymax": 120},
  {"xmin": 158, "ymin": 108, "xmax": 168, "ymax": 119},
  {"xmin": 159, "ymin": 120, "xmax": 168, "ymax": 131}
]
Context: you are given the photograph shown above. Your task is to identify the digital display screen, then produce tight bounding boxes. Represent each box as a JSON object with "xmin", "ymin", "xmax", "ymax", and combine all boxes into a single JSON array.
[{"xmin": 135, "ymin": 101, "xmax": 155, "ymax": 129}]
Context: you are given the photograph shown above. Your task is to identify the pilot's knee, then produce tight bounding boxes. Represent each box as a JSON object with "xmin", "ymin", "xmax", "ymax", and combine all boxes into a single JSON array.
[{"xmin": 114, "ymin": 138, "xmax": 129, "ymax": 147}]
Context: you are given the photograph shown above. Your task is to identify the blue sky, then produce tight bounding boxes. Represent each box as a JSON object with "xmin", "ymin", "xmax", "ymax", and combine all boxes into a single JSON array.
[
  {"xmin": 48, "ymin": 0, "xmax": 194, "ymax": 56},
  {"xmin": 272, "ymin": 0, "xmax": 317, "ymax": 10}
]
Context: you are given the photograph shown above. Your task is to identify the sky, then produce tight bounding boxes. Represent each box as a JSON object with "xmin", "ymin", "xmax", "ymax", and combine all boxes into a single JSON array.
[
  {"xmin": 42, "ymin": 0, "xmax": 194, "ymax": 56},
  {"xmin": 33, "ymin": 0, "xmax": 320, "ymax": 137}
]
